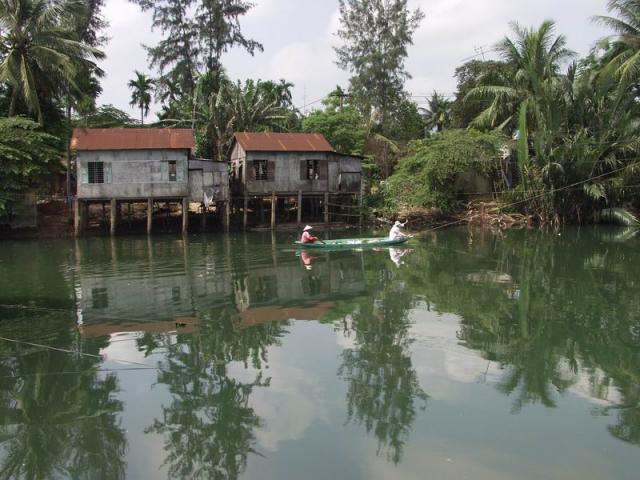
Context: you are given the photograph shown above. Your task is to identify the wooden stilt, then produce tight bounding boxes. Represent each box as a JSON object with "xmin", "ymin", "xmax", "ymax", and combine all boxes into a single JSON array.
[
  {"xmin": 243, "ymin": 195, "xmax": 248, "ymax": 230},
  {"xmin": 271, "ymin": 191, "xmax": 277, "ymax": 229},
  {"xmin": 224, "ymin": 200, "xmax": 230, "ymax": 233},
  {"xmin": 147, "ymin": 198, "xmax": 153, "ymax": 234},
  {"xmin": 201, "ymin": 202, "xmax": 207, "ymax": 231},
  {"xmin": 297, "ymin": 190, "xmax": 302, "ymax": 226},
  {"xmin": 74, "ymin": 198, "xmax": 83, "ymax": 237},
  {"xmin": 324, "ymin": 192, "xmax": 329, "ymax": 224},
  {"xmin": 182, "ymin": 197, "xmax": 189, "ymax": 234},
  {"xmin": 110, "ymin": 198, "xmax": 117, "ymax": 236}
]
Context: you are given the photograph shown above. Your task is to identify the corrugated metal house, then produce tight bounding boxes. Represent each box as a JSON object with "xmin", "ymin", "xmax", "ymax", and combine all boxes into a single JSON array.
[
  {"xmin": 229, "ymin": 132, "xmax": 363, "ymax": 227},
  {"xmin": 72, "ymin": 128, "xmax": 229, "ymax": 235}
]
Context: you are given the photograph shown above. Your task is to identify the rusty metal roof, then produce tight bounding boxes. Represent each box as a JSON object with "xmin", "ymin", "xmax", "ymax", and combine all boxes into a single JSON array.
[
  {"xmin": 71, "ymin": 128, "xmax": 194, "ymax": 151},
  {"xmin": 233, "ymin": 132, "xmax": 335, "ymax": 152}
]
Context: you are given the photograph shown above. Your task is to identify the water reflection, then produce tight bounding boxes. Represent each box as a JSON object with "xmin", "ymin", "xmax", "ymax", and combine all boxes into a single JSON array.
[
  {"xmin": 0, "ymin": 228, "xmax": 639, "ymax": 478},
  {"xmin": 413, "ymin": 228, "xmax": 640, "ymax": 441},
  {"xmin": 0, "ymin": 312, "xmax": 126, "ymax": 480}
]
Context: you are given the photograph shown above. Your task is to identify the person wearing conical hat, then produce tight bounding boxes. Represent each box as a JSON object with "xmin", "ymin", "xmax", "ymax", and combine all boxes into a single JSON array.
[{"xmin": 300, "ymin": 225, "xmax": 320, "ymax": 244}]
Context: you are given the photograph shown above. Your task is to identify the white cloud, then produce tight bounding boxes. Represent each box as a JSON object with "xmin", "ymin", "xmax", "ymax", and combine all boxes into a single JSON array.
[{"xmin": 98, "ymin": 0, "xmax": 614, "ymax": 117}]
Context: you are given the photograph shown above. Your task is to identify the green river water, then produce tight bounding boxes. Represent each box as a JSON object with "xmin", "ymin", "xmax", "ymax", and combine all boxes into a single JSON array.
[{"xmin": 0, "ymin": 227, "xmax": 639, "ymax": 479}]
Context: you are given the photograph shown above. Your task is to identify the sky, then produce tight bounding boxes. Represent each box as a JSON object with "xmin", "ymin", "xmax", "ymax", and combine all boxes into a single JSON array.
[{"xmin": 98, "ymin": 0, "xmax": 613, "ymax": 120}]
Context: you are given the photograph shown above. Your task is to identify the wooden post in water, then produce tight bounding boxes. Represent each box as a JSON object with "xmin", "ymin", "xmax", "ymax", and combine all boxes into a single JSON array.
[
  {"xmin": 243, "ymin": 195, "xmax": 248, "ymax": 230},
  {"xmin": 147, "ymin": 198, "xmax": 153, "ymax": 234},
  {"xmin": 74, "ymin": 199, "xmax": 83, "ymax": 237},
  {"xmin": 297, "ymin": 190, "xmax": 302, "ymax": 226},
  {"xmin": 271, "ymin": 191, "xmax": 277, "ymax": 229},
  {"xmin": 324, "ymin": 192, "xmax": 329, "ymax": 224},
  {"xmin": 182, "ymin": 197, "xmax": 189, "ymax": 234},
  {"xmin": 201, "ymin": 202, "xmax": 207, "ymax": 231},
  {"xmin": 224, "ymin": 200, "xmax": 230, "ymax": 233},
  {"xmin": 110, "ymin": 198, "xmax": 117, "ymax": 236}
]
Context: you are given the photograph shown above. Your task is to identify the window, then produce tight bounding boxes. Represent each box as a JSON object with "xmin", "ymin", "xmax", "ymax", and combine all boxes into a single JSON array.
[
  {"xmin": 168, "ymin": 160, "xmax": 177, "ymax": 181},
  {"xmin": 306, "ymin": 160, "xmax": 320, "ymax": 180},
  {"xmin": 253, "ymin": 160, "xmax": 268, "ymax": 181},
  {"xmin": 88, "ymin": 162, "xmax": 104, "ymax": 184}
]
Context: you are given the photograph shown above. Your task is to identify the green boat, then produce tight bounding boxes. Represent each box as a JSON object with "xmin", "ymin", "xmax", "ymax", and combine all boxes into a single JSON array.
[{"xmin": 295, "ymin": 237, "xmax": 410, "ymax": 249}]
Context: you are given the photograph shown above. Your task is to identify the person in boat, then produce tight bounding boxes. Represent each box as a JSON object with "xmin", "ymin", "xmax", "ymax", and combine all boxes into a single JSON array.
[
  {"xmin": 300, "ymin": 225, "xmax": 320, "ymax": 243},
  {"xmin": 389, "ymin": 220, "xmax": 408, "ymax": 240}
]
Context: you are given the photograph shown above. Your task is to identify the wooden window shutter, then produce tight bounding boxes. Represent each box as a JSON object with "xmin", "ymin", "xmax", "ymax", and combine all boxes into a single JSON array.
[
  {"xmin": 176, "ymin": 160, "xmax": 185, "ymax": 182},
  {"xmin": 267, "ymin": 161, "xmax": 275, "ymax": 181},
  {"xmin": 161, "ymin": 161, "xmax": 169, "ymax": 181},
  {"xmin": 104, "ymin": 162, "xmax": 112, "ymax": 184},
  {"xmin": 319, "ymin": 161, "xmax": 328, "ymax": 180},
  {"xmin": 300, "ymin": 160, "xmax": 307, "ymax": 180},
  {"xmin": 248, "ymin": 161, "xmax": 256, "ymax": 180},
  {"xmin": 80, "ymin": 162, "xmax": 88, "ymax": 184}
]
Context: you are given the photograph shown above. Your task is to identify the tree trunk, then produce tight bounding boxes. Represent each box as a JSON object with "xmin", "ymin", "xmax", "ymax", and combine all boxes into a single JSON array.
[
  {"xmin": 66, "ymin": 100, "xmax": 72, "ymax": 202},
  {"xmin": 8, "ymin": 89, "xmax": 18, "ymax": 117},
  {"xmin": 140, "ymin": 106, "xmax": 144, "ymax": 126}
]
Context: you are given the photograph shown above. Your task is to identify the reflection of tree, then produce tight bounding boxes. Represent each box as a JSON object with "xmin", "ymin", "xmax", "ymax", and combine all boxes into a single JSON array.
[
  {"xmin": 410, "ymin": 229, "xmax": 640, "ymax": 444},
  {"xmin": 335, "ymin": 256, "xmax": 428, "ymax": 464},
  {"xmin": 146, "ymin": 307, "xmax": 287, "ymax": 480},
  {"xmin": 0, "ymin": 312, "xmax": 126, "ymax": 480}
]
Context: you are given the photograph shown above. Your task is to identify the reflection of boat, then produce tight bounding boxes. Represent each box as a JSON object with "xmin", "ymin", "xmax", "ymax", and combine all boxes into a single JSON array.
[{"xmin": 295, "ymin": 237, "xmax": 409, "ymax": 250}]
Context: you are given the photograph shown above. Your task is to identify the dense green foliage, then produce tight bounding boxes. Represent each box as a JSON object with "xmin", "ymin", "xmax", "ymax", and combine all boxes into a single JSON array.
[
  {"xmin": 384, "ymin": 129, "xmax": 506, "ymax": 213},
  {"xmin": 0, "ymin": 117, "xmax": 61, "ymax": 217},
  {"xmin": 302, "ymin": 90, "xmax": 366, "ymax": 155}
]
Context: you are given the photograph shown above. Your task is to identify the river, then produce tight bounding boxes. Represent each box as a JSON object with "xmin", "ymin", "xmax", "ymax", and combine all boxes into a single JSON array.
[{"xmin": 0, "ymin": 227, "xmax": 638, "ymax": 479}]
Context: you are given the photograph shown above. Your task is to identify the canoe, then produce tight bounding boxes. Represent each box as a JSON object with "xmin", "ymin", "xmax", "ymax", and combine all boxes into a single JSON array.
[{"xmin": 295, "ymin": 237, "xmax": 410, "ymax": 249}]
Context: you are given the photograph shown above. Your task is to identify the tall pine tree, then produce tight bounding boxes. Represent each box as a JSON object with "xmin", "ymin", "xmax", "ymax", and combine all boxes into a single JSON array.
[
  {"xmin": 195, "ymin": 0, "xmax": 263, "ymax": 72},
  {"xmin": 335, "ymin": 0, "xmax": 424, "ymax": 134},
  {"xmin": 132, "ymin": 0, "xmax": 200, "ymax": 100}
]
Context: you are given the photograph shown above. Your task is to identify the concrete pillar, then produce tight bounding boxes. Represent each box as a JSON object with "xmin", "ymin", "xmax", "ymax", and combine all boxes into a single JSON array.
[
  {"xmin": 182, "ymin": 197, "xmax": 189, "ymax": 234},
  {"xmin": 74, "ymin": 198, "xmax": 83, "ymax": 237},
  {"xmin": 271, "ymin": 191, "xmax": 277, "ymax": 229},
  {"xmin": 223, "ymin": 200, "xmax": 230, "ymax": 233},
  {"xmin": 110, "ymin": 198, "xmax": 117, "ymax": 236},
  {"xmin": 297, "ymin": 190, "xmax": 302, "ymax": 226},
  {"xmin": 324, "ymin": 192, "xmax": 329, "ymax": 224},
  {"xmin": 147, "ymin": 198, "xmax": 153, "ymax": 234},
  {"xmin": 243, "ymin": 195, "xmax": 248, "ymax": 230}
]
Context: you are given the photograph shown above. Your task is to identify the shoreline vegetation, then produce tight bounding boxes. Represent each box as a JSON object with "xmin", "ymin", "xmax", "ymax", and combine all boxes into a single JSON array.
[{"xmin": 3, "ymin": 1, "xmax": 640, "ymax": 237}]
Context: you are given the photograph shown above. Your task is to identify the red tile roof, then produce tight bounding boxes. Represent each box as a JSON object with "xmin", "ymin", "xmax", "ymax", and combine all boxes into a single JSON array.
[
  {"xmin": 71, "ymin": 128, "xmax": 194, "ymax": 151},
  {"xmin": 233, "ymin": 132, "xmax": 335, "ymax": 152}
]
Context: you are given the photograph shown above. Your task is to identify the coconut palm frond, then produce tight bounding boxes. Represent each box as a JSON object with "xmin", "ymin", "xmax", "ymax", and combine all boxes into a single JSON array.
[{"xmin": 594, "ymin": 207, "xmax": 640, "ymax": 226}]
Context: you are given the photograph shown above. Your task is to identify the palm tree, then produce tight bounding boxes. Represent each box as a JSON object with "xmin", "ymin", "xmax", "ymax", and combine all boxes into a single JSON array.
[
  {"xmin": 0, "ymin": 0, "xmax": 103, "ymax": 121},
  {"xmin": 465, "ymin": 20, "xmax": 574, "ymax": 132},
  {"xmin": 419, "ymin": 91, "xmax": 451, "ymax": 132},
  {"xmin": 128, "ymin": 71, "xmax": 155, "ymax": 125},
  {"xmin": 593, "ymin": 0, "xmax": 640, "ymax": 84}
]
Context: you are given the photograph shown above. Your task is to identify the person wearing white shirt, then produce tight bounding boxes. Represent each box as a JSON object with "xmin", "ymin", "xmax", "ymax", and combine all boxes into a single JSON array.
[{"xmin": 389, "ymin": 220, "xmax": 408, "ymax": 240}]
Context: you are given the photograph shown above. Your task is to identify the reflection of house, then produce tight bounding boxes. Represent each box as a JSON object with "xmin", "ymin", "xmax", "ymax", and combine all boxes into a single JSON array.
[
  {"xmin": 73, "ymin": 238, "xmax": 366, "ymax": 337},
  {"xmin": 234, "ymin": 252, "xmax": 366, "ymax": 321},
  {"xmin": 72, "ymin": 128, "xmax": 229, "ymax": 235},
  {"xmin": 79, "ymin": 317, "xmax": 199, "ymax": 338},
  {"xmin": 239, "ymin": 302, "xmax": 336, "ymax": 328},
  {"xmin": 229, "ymin": 132, "xmax": 363, "ymax": 227}
]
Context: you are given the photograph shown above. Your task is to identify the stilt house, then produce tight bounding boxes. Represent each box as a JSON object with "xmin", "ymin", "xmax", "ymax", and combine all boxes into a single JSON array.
[
  {"xmin": 229, "ymin": 132, "xmax": 363, "ymax": 227},
  {"xmin": 72, "ymin": 128, "xmax": 228, "ymax": 235}
]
